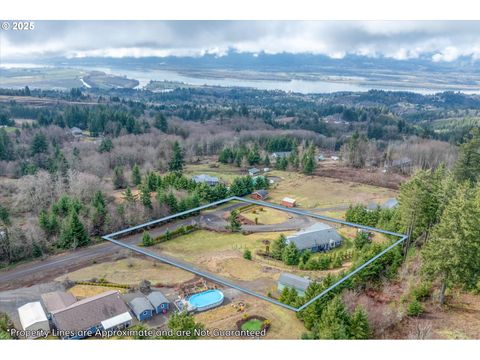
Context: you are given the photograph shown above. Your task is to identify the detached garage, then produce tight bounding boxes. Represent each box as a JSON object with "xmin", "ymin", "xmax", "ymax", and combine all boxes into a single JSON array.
[{"xmin": 17, "ymin": 302, "xmax": 50, "ymax": 338}]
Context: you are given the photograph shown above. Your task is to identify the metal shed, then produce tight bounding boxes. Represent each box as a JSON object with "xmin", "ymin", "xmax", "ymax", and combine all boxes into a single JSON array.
[{"xmin": 17, "ymin": 302, "xmax": 50, "ymax": 338}]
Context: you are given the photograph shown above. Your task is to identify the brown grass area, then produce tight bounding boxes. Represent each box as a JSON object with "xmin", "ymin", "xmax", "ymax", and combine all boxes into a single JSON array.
[
  {"xmin": 68, "ymin": 284, "xmax": 128, "ymax": 299},
  {"xmin": 241, "ymin": 206, "xmax": 291, "ymax": 225},
  {"xmin": 194, "ymin": 295, "xmax": 305, "ymax": 339},
  {"xmin": 56, "ymin": 258, "xmax": 195, "ymax": 286},
  {"xmin": 267, "ymin": 170, "xmax": 397, "ymax": 209}
]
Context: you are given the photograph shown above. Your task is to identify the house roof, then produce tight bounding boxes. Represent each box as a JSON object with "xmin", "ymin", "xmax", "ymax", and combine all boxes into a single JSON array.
[
  {"xmin": 286, "ymin": 222, "xmax": 342, "ymax": 250},
  {"xmin": 192, "ymin": 174, "xmax": 219, "ymax": 184},
  {"xmin": 282, "ymin": 197, "xmax": 296, "ymax": 203},
  {"xmin": 18, "ymin": 302, "xmax": 48, "ymax": 330},
  {"xmin": 382, "ymin": 198, "xmax": 399, "ymax": 209},
  {"xmin": 147, "ymin": 291, "xmax": 170, "ymax": 307},
  {"xmin": 41, "ymin": 291, "xmax": 77, "ymax": 313},
  {"xmin": 253, "ymin": 189, "xmax": 268, "ymax": 198},
  {"xmin": 278, "ymin": 273, "xmax": 311, "ymax": 292},
  {"xmin": 129, "ymin": 297, "xmax": 154, "ymax": 316},
  {"xmin": 248, "ymin": 168, "xmax": 260, "ymax": 173},
  {"xmin": 52, "ymin": 290, "xmax": 130, "ymax": 332}
]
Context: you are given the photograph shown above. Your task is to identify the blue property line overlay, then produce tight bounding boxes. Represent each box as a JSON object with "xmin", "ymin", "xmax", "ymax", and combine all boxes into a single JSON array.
[{"xmin": 103, "ymin": 196, "xmax": 408, "ymax": 312}]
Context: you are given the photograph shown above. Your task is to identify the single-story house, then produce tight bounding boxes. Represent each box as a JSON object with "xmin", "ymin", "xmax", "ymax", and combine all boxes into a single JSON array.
[
  {"xmin": 248, "ymin": 168, "xmax": 260, "ymax": 176},
  {"xmin": 129, "ymin": 297, "xmax": 154, "ymax": 321},
  {"xmin": 147, "ymin": 291, "xmax": 170, "ymax": 314},
  {"xmin": 271, "ymin": 151, "xmax": 291, "ymax": 160},
  {"xmin": 251, "ymin": 189, "xmax": 268, "ymax": 201},
  {"xmin": 192, "ymin": 174, "xmax": 219, "ymax": 186},
  {"xmin": 286, "ymin": 222, "xmax": 342, "ymax": 252},
  {"xmin": 51, "ymin": 290, "xmax": 132, "ymax": 339},
  {"xmin": 281, "ymin": 197, "xmax": 296, "ymax": 207},
  {"xmin": 277, "ymin": 273, "xmax": 311, "ymax": 296},
  {"xmin": 41, "ymin": 291, "xmax": 77, "ymax": 317},
  {"xmin": 17, "ymin": 302, "xmax": 50, "ymax": 338},
  {"xmin": 381, "ymin": 198, "xmax": 399, "ymax": 209}
]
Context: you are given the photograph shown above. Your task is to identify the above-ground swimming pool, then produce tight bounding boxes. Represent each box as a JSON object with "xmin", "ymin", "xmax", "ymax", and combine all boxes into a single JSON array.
[{"xmin": 187, "ymin": 289, "xmax": 224, "ymax": 312}]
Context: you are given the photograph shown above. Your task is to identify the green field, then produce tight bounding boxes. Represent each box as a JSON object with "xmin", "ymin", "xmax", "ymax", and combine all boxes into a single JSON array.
[{"xmin": 241, "ymin": 318, "xmax": 264, "ymax": 331}]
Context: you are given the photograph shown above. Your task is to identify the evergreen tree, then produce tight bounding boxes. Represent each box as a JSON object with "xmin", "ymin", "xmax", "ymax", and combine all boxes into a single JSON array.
[
  {"xmin": 139, "ymin": 185, "xmax": 152, "ymax": 209},
  {"xmin": 91, "ymin": 190, "xmax": 107, "ymax": 235},
  {"xmin": 58, "ymin": 211, "xmax": 89, "ymax": 249},
  {"xmin": 163, "ymin": 312, "xmax": 204, "ymax": 339},
  {"xmin": 247, "ymin": 144, "xmax": 261, "ymax": 165},
  {"xmin": 132, "ymin": 164, "xmax": 142, "ymax": 186},
  {"xmin": 165, "ymin": 192, "xmax": 178, "ymax": 213},
  {"xmin": 282, "ymin": 242, "xmax": 300, "ymax": 265},
  {"xmin": 154, "ymin": 113, "xmax": 168, "ymax": 132},
  {"xmin": 264, "ymin": 154, "xmax": 271, "ymax": 167},
  {"xmin": 227, "ymin": 210, "xmax": 242, "ymax": 232},
  {"xmin": 98, "ymin": 138, "xmax": 114, "ymax": 153},
  {"xmin": 271, "ymin": 234, "xmax": 287, "ymax": 260},
  {"xmin": 113, "ymin": 166, "xmax": 127, "ymax": 189},
  {"xmin": 314, "ymin": 297, "xmax": 350, "ymax": 339},
  {"xmin": 349, "ymin": 307, "xmax": 371, "ymax": 339},
  {"xmin": 454, "ymin": 128, "xmax": 480, "ymax": 183},
  {"xmin": 422, "ymin": 184, "xmax": 480, "ymax": 304},
  {"xmin": 30, "ymin": 132, "xmax": 48, "ymax": 155},
  {"xmin": 123, "ymin": 187, "xmax": 136, "ymax": 203},
  {"xmin": 142, "ymin": 231, "xmax": 154, "ymax": 247},
  {"xmin": 0, "ymin": 129, "xmax": 14, "ymax": 161},
  {"xmin": 168, "ymin": 141, "xmax": 185, "ymax": 173}
]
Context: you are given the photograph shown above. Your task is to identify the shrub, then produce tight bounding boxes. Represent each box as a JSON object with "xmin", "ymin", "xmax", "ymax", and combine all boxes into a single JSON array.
[
  {"xmin": 411, "ymin": 282, "xmax": 431, "ymax": 301},
  {"xmin": 243, "ymin": 249, "xmax": 252, "ymax": 260},
  {"xmin": 354, "ymin": 232, "xmax": 371, "ymax": 250},
  {"xmin": 407, "ymin": 299, "xmax": 424, "ymax": 317}
]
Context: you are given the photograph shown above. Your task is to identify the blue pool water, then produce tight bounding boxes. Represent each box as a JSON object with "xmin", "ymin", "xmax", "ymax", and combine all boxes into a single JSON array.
[{"xmin": 188, "ymin": 290, "xmax": 224, "ymax": 311}]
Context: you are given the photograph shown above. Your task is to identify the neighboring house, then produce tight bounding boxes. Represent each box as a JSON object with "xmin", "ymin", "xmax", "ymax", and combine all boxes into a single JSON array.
[
  {"xmin": 331, "ymin": 156, "xmax": 339, "ymax": 161},
  {"xmin": 263, "ymin": 167, "xmax": 270, "ymax": 173},
  {"xmin": 277, "ymin": 273, "xmax": 311, "ymax": 296},
  {"xmin": 271, "ymin": 151, "xmax": 291, "ymax": 160},
  {"xmin": 51, "ymin": 290, "xmax": 132, "ymax": 339},
  {"xmin": 281, "ymin": 197, "xmax": 296, "ymax": 207},
  {"xmin": 286, "ymin": 222, "xmax": 342, "ymax": 252},
  {"xmin": 17, "ymin": 302, "xmax": 50, "ymax": 338},
  {"xmin": 192, "ymin": 174, "xmax": 219, "ymax": 186},
  {"xmin": 318, "ymin": 154, "xmax": 326, "ymax": 161},
  {"xmin": 248, "ymin": 168, "xmax": 260, "ymax": 176},
  {"xmin": 70, "ymin": 127, "xmax": 83, "ymax": 137},
  {"xmin": 41, "ymin": 291, "xmax": 77, "ymax": 317},
  {"xmin": 381, "ymin": 198, "xmax": 399, "ymax": 209},
  {"xmin": 147, "ymin": 291, "xmax": 170, "ymax": 314},
  {"xmin": 129, "ymin": 297, "xmax": 154, "ymax": 321},
  {"xmin": 251, "ymin": 189, "xmax": 268, "ymax": 201}
]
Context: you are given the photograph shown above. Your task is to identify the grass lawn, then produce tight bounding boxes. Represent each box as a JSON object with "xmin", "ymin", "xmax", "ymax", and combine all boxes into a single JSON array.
[
  {"xmin": 241, "ymin": 318, "xmax": 263, "ymax": 331},
  {"xmin": 241, "ymin": 206, "xmax": 291, "ymax": 225},
  {"xmin": 266, "ymin": 170, "xmax": 397, "ymax": 209},
  {"xmin": 68, "ymin": 284, "xmax": 128, "ymax": 299},
  {"xmin": 56, "ymin": 258, "xmax": 195, "ymax": 286},
  {"xmin": 184, "ymin": 163, "xmax": 244, "ymax": 183}
]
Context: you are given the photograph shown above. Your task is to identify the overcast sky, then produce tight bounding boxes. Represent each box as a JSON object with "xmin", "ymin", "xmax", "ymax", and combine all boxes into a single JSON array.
[{"xmin": 2, "ymin": 21, "xmax": 480, "ymax": 62}]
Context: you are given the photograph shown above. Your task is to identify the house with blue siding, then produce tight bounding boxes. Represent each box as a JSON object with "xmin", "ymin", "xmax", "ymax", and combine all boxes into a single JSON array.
[
  {"xmin": 147, "ymin": 291, "xmax": 170, "ymax": 314},
  {"xmin": 129, "ymin": 297, "xmax": 154, "ymax": 321}
]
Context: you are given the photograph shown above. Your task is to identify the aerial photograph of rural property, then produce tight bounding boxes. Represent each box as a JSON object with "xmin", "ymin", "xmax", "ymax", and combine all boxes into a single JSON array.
[{"xmin": 0, "ymin": 5, "xmax": 480, "ymax": 354}]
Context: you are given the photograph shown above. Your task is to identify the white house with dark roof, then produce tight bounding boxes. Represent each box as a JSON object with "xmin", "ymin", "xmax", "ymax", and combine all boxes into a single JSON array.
[{"xmin": 286, "ymin": 222, "xmax": 342, "ymax": 252}]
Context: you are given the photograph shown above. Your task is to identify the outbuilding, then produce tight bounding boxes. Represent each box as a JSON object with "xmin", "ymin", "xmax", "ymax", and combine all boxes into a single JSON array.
[
  {"xmin": 281, "ymin": 197, "xmax": 296, "ymax": 207},
  {"xmin": 277, "ymin": 273, "xmax": 311, "ymax": 296},
  {"xmin": 251, "ymin": 189, "xmax": 268, "ymax": 201},
  {"xmin": 17, "ymin": 302, "xmax": 50, "ymax": 338},
  {"xmin": 248, "ymin": 168, "xmax": 260, "ymax": 176},
  {"xmin": 147, "ymin": 291, "xmax": 170, "ymax": 314},
  {"xmin": 192, "ymin": 174, "xmax": 219, "ymax": 186},
  {"xmin": 129, "ymin": 297, "xmax": 154, "ymax": 321}
]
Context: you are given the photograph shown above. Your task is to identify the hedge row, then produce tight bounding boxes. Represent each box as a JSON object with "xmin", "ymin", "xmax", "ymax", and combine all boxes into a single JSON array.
[
  {"xmin": 150, "ymin": 224, "xmax": 199, "ymax": 245},
  {"xmin": 74, "ymin": 281, "xmax": 131, "ymax": 289}
]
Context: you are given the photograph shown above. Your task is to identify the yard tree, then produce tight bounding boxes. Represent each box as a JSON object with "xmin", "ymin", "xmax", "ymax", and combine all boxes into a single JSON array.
[
  {"xmin": 132, "ymin": 164, "xmax": 142, "ymax": 186},
  {"xmin": 313, "ymin": 297, "xmax": 350, "ymax": 339},
  {"xmin": 123, "ymin": 187, "xmax": 136, "ymax": 203},
  {"xmin": 349, "ymin": 307, "xmax": 371, "ymax": 339},
  {"xmin": 142, "ymin": 231, "xmax": 154, "ymax": 247},
  {"xmin": 165, "ymin": 192, "xmax": 178, "ymax": 213},
  {"xmin": 154, "ymin": 112, "xmax": 168, "ymax": 132},
  {"xmin": 282, "ymin": 242, "xmax": 300, "ymax": 265},
  {"xmin": 113, "ymin": 166, "xmax": 127, "ymax": 189},
  {"xmin": 58, "ymin": 210, "xmax": 89, "ymax": 249},
  {"xmin": 421, "ymin": 183, "xmax": 480, "ymax": 305},
  {"xmin": 227, "ymin": 210, "xmax": 242, "ymax": 232},
  {"xmin": 271, "ymin": 234, "xmax": 287, "ymax": 260},
  {"xmin": 243, "ymin": 249, "xmax": 252, "ymax": 260},
  {"xmin": 139, "ymin": 185, "xmax": 152, "ymax": 209},
  {"xmin": 247, "ymin": 144, "xmax": 261, "ymax": 165},
  {"xmin": 302, "ymin": 152, "xmax": 316, "ymax": 175},
  {"xmin": 163, "ymin": 311, "xmax": 204, "ymax": 339},
  {"xmin": 91, "ymin": 190, "xmax": 107, "ymax": 235},
  {"xmin": 168, "ymin": 141, "xmax": 185, "ymax": 173},
  {"xmin": 454, "ymin": 128, "xmax": 480, "ymax": 183}
]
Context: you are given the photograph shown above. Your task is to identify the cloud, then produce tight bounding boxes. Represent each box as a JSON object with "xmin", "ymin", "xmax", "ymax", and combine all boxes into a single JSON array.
[{"xmin": 2, "ymin": 20, "xmax": 480, "ymax": 62}]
